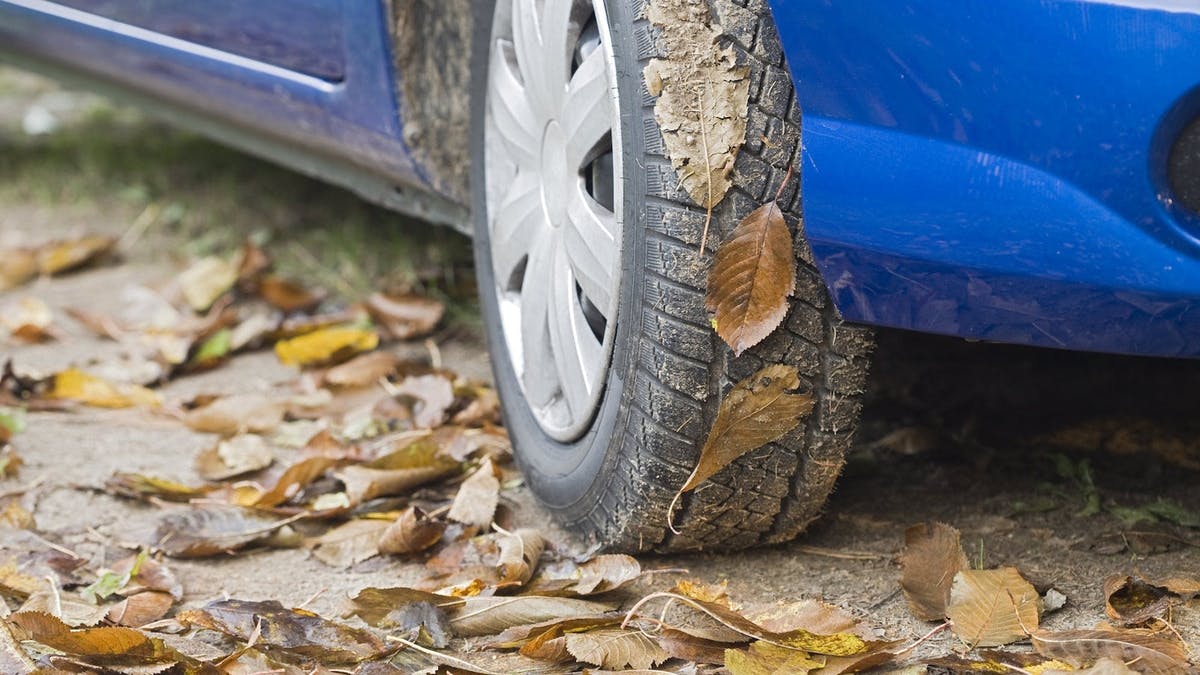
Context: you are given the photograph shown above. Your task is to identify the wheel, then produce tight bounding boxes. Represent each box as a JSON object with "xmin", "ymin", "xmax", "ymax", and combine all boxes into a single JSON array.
[{"xmin": 470, "ymin": 0, "xmax": 874, "ymax": 552}]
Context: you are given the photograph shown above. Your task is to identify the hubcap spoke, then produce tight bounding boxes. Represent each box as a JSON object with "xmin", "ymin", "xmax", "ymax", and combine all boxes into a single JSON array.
[
  {"xmin": 511, "ymin": 0, "xmax": 565, "ymax": 116},
  {"xmin": 563, "ymin": 47, "xmax": 613, "ymax": 168},
  {"xmin": 548, "ymin": 244, "xmax": 602, "ymax": 418},
  {"xmin": 488, "ymin": 40, "xmax": 540, "ymax": 170},
  {"xmin": 519, "ymin": 236, "xmax": 559, "ymax": 407},
  {"xmin": 564, "ymin": 183, "xmax": 618, "ymax": 316},
  {"xmin": 491, "ymin": 172, "xmax": 546, "ymax": 284}
]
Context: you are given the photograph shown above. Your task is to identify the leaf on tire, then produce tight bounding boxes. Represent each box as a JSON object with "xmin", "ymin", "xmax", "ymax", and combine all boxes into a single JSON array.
[
  {"xmin": 706, "ymin": 201, "xmax": 795, "ymax": 356},
  {"xmin": 1031, "ymin": 629, "xmax": 1189, "ymax": 673},
  {"xmin": 899, "ymin": 522, "xmax": 969, "ymax": 621},
  {"xmin": 946, "ymin": 568, "xmax": 1040, "ymax": 648},
  {"xmin": 679, "ymin": 365, "xmax": 812, "ymax": 495},
  {"xmin": 642, "ymin": 0, "xmax": 749, "ymax": 212},
  {"xmin": 565, "ymin": 628, "xmax": 669, "ymax": 671}
]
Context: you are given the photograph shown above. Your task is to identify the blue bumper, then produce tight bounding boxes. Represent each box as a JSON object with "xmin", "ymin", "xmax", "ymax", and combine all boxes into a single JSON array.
[{"xmin": 772, "ymin": 0, "xmax": 1200, "ymax": 356}]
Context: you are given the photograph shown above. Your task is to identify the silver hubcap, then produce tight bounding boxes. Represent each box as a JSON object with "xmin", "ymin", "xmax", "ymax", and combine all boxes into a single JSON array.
[{"xmin": 485, "ymin": 0, "xmax": 623, "ymax": 441}]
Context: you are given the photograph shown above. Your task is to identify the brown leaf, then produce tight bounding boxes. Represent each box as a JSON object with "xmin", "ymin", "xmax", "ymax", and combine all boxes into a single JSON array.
[
  {"xmin": 448, "ymin": 458, "xmax": 500, "ymax": 528},
  {"xmin": 17, "ymin": 588, "xmax": 108, "ymax": 627},
  {"xmin": 178, "ymin": 598, "xmax": 386, "ymax": 663},
  {"xmin": 109, "ymin": 553, "xmax": 183, "ymax": 600},
  {"xmin": 345, "ymin": 586, "xmax": 463, "ymax": 628},
  {"xmin": 496, "ymin": 528, "xmax": 544, "ymax": 586},
  {"xmin": 254, "ymin": 456, "xmax": 336, "ymax": 507},
  {"xmin": 1031, "ymin": 629, "xmax": 1189, "ymax": 674},
  {"xmin": 750, "ymin": 599, "xmax": 874, "ymax": 641},
  {"xmin": 0, "ymin": 248, "xmax": 38, "ymax": 292},
  {"xmin": 183, "ymin": 393, "xmax": 286, "ymax": 436},
  {"xmin": 7, "ymin": 611, "xmax": 161, "ymax": 663},
  {"xmin": 0, "ymin": 618, "xmax": 34, "ymax": 673},
  {"xmin": 195, "ymin": 433, "xmax": 274, "ymax": 481},
  {"xmin": 153, "ymin": 506, "xmax": 298, "ymax": 557},
  {"xmin": 812, "ymin": 645, "xmax": 904, "ymax": 675},
  {"xmin": 324, "ymin": 351, "xmax": 401, "ymax": 389},
  {"xmin": 565, "ymin": 628, "xmax": 668, "ymax": 670},
  {"xmin": 35, "ymin": 235, "xmax": 116, "ymax": 276},
  {"xmin": 391, "ymin": 373, "xmax": 456, "ymax": 428},
  {"xmin": 724, "ymin": 640, "xmax": 823, "ymax": 675},
  {"xmin": 679, "ymin": 365, "xmax": 812, "ymax": 494},
  {"xmin": 309, "ymin": 518, "xmax": 390, "ymax": 568},
  {"xmin": 706, "ymin": 201, "xmax": 795, "ymax": 356},
  {"xmin": 899, "ymin": 522, "xmax": 969, "ymax": 621},
  {"xmin": 673, "ymin": 578, "xmax": 732, "ymax": 606},
  {"xmin": 485, "ymin": 615, "xmax": 623, "ymax": 650},
  {"xmin": 448, "ymin": 596, "xmax": 616, "ymax": 637},
  {"xmin": 1103, "ymin": 574, "xmax": 1175, "ymax": 627},
  {"xmin": 946, "ymin": 568, "xmax": 1040, "ymax": 648},
  {"xmin": 105, "ymin": 472, "xmax": 210, "ymax": 503},
  {"xmin": 106, "ymin": 591, "xmax": 174, "ymax": 627},
  {"xmin": 658, "ymin": 627, "xmax": 731, "ymax": 664},
  {"xmin": 379, "ymin": 506, "xmax": 447, "ymax": 555},
  {"xmin": 365, "ymin": 292, "xmax": 444, "ymax": 340},
  {"xmin": 259, "ymin": 275, "xmax": 325, "ymax": 313},
  {"xmin": 177, "ymin": 256, "xmax": 238, "ymax": 312},
  {"xmin": 235, "ymin": 239, "xmax": 272, "ymax": 288},
  {"xmin": 542, "ymin": 554, "xmax": 643, "ymax": 596}
]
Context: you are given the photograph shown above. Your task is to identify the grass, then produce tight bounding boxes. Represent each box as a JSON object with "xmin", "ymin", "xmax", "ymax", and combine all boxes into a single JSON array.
[{"xmin": 0, "ymin": 68, "xmax": 478, "ymax": 326}]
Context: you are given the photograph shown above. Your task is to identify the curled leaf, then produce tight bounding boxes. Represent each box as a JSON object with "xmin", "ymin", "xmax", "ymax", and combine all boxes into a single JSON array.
[
  {"xmin": 1031, "ymin": 629, "xmax": 1189, "ymax": 674},
  {"xmin": 365, "ymin": 292, "xmax": 444, "ymax": 340},
  {"xmin": 195, "ymin": 433, "xmax": 274, "ymax": 481},
  {"xmin": 379, "ymin": 506, "xmax": 446, "ymax": 555},
  {"xmin": 899, "ymin": 522, "xmax": 968, "ymax": 621}
]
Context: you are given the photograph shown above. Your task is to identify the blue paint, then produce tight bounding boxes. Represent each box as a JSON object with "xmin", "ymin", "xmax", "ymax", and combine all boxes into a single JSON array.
[{"xmin": 769, "ymin": 0, "xmax": 1200, "ymax": 356}]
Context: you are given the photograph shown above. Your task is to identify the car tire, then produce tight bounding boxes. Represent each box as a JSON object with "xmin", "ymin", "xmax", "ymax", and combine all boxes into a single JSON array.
[{"xmin": 470, "ymin": 0, "xmax": 873, "ymax": 552}]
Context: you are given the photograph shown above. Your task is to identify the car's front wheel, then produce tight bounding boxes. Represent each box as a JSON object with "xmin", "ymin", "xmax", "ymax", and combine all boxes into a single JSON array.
[{"xmin": 471, "ymin": 0, "xmax": 873, "ymax": 552}]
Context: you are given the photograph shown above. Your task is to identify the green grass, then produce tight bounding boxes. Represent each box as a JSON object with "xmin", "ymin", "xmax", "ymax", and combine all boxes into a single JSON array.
[{"xmin": 0, "ymin": 69, "xmax": 477, "ymax": 326}]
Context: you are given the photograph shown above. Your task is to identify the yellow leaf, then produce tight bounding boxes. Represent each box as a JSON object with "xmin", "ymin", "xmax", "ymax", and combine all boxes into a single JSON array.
[
  {"xmin": 274, "ymin": 326, "xmax": 379, "ymax": 367},
  {"xmin": 726, "ymin": 641, "xmax": 823, "ymax": 675},
  {"xmin": 52, "ymin": 369, "xmax": 160, "ymax": 409}
]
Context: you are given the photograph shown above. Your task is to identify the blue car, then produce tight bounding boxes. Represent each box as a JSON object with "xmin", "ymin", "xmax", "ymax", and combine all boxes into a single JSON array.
[{"xmin": 3, "ymin": 0, "xmax": 1198, "ymax": 552}]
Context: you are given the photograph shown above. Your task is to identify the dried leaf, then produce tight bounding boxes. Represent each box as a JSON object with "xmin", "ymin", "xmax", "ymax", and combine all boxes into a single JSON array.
[
  {"xmin": 113, "ymin": 554, "xmax": 182, "ymax": 600},
  {"xmin": 106, "ymin": 591, "xmax": 174, "ymax": 627},
  {"xmin": 449, "ymin": 596, "xmax": 616, "ymax": 637},
  {"xmin": 673, "ymin": 579, "xmax": 731, "ymax": 606},
  {"xmin": 254, "ymin": 456, "xmax": 336, "ymax": 507},
  {"xmin": 725, "ymin": 640, "xmax": 823, "ymax": 675},
  {"xmin": 36, "ymin": 235, "xmax": 116, "ymax": 276},
  {"xmin": 379, "ymin": 506, "xmax": 447, "ymax": 555},
  {"xmin": 680, "ymin": 365, "xmax": 812, "ymax": 493},
  {"xmin": 51, "ymin": 368, "xmax": 160, "ymax": 408},
  {"xmin": 365, "ymin": 292, "xmax": 444, "ymax": 340},
  {"xmin": 496, "ymin": 528, "xmax": 544, "ymax": 586},
  {"xmin": 259, "ymin": 275, "xmax": 325, "ymax": 313},
  {"xmin": 1103, "ymin": 575, "xmax": 1174, "ymax": 627},
  {"xmin": 188, "ymin": 328, "xmax": 231, "ymax": 369},
  {"xmin": 178, "ymin": 598, "xmax": 386, "ymax": 663},
  {"xmin": 946, "ymin": 568, "xmax": 1040, "ymax": 648},
  {"xmin": 0, "ymin": 248, "xmax": 38, "ymax": 292},
  {"xmin": 565, "ymin": 628, "xmax": 668, "ymax": 670},
  {"xmin": 195, "ymin": 433, "xmax": 274, "ymax": 480},
  {"xmin": 153, "ymin": 506, "xmax": 297, "ymax": 557},
  {"xmin": 706, "ymin": 201, "xmax": 795, "ymax": 355},
  {"xmin": 177, "ymin": 256, "xmax": 238, "ymax": 312},
  {"xmin": 324, "ymin": 351, "xmax": 401, "ymax": 388},
  {"xmin": 448, "ymin": 458, "xmax": 499, "ymax": 528},
  {"xmin": 105, "ymin": 472, "xmax": 209, "ymax": 503},
  {"xmin": 1031, "ymin": 629, "xmax": 1189, "ymax": 674},
  {"xmin": 642, "ymin": 0, "xmax": 749, "ymax": 211},
  {"xmin": 183, "ymin": 393, "xmax": 285, "ymax": 436},
  {"xmin": 750, "ymin": 599, "xmax": 873, "ymax": 641},
  {"xmin": 0, "ymin": 618, "xmax": 34, "ymax": 673},
  {"xmin": 2, "ymin": 297, "xmax": 55, "ymax": 343},
  {"xmin": 485, "ymin": 615, "xmax": 623, "ymax": 650},
  {"xmin": 7, "ymin": 611, "xmax": 163, "ymax": 664},
  {"xmin": 345, "ymin": 586, "xmax": 463, "ymax": 628},
  {"xmin": 309, "ymin": 518, "xmax": 390, "ymax": 567},
  {"xmin": 657, "ymin": 627, "xmax": 731, "ymax": 664},
  {"xmin": 275, "ymin": 326, "xmax": 379, "ymax": 367},
  {"xmin": 900, "ymin": 522, "xmax": 969, "ymax": 621},
  {"xmin": 391, "ymin": 373, "xmax": 455, "ymax": 428}
]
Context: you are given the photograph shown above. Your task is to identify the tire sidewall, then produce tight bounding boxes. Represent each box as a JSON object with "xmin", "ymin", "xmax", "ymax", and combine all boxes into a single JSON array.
[{"xmin": 469, "ymin": 0, "xmax": 647, "ymax": 516}]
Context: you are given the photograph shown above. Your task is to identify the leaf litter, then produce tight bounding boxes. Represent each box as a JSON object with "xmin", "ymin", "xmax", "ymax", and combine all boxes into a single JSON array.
[{"xmin": 2, "ymin": 231, "xmax": 1198, "ymax": 673}]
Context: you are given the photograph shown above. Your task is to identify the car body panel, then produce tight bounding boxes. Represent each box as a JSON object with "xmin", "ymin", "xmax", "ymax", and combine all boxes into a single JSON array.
[{"xmin": 767, "ymin": 0, "xmax": 1200, "ymax": 356}]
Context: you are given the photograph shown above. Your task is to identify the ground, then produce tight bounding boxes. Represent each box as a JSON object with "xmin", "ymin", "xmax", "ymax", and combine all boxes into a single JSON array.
[{"xmin": 1, "ymin": 68, "xmax": 1198, "ymax": 670}]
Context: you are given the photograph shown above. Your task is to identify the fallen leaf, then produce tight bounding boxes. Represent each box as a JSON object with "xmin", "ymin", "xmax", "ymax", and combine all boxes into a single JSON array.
[
  {"xmin": 496, "ymin": 528, "xmax": 544, "ymax": 586},
  {"xmin": 183, "ymin": 393, "xmax": 286, "ymax": 436},
  {"xmin": 449, "ymin": 596, "xmax": 616, "ymax": 637},
  {"xmin": 391, "ymin": 373, "xmax": 455, "ymax": 428},
  {"xmin": 235, "ymin": 239, "xmax": 272, "ymax": 288},
  {"xmin": 0, "ymin": 563, "xmax": 46, "ymax": 599},
  {"xmin": 1045, "ymin": 657, "xmax": 1141, "ymax": 675},
  {"xmin": 51, "ymin": 368, "xmax": 160, "ymax": 408},
  {"xmin": 106, "ymin": 591, "xmax": 174, "ymax": 627},
  {"xmin": 105, "ymin": 472, "xmax": 210, "ymax": 502},
  {"xmin": 379, "ymin": 506, "xmax": 447, "ymax": 555},
  {"xmin": 448, "ymin": 458, "xmax": 499, "ymax": 528},
  {"xmin": 679, "ymin": 365, "xmax": 812, "ymax": 494},
  {"xmin": 275, "ymin": 325, "xmax": 379, "ymax": 367},
  {"xmin": 177, "ymin": 256, "xmax": 238, "ymax": 312},
  {"xmin": 750, "ymin": 599, "xmax": 874, "ymax": 641},
  {"xmin": 946, "ymin": 567, "xmax": 1040, "ymax": 647},
  {"xmin": 1031, "ymin": 629, "xmax": 1189, "ymax": 674},
  {"xmin": 178, "ymin": 598, "xmax": 386, "ymax": 663},
  {"xmin": 6, "ymin": 611, "xmax": 166, "ymax": 665},
  {"xmin": 706, "ymin": 201, "xmax": 795, "ymax": 356},
  {"xmin": 335, "ymin": 440, "xmax": 457, "ymax": 505},
  {"xmin": 254, "ymin": 456, "xmax": 336, "ymax": 507},
  {"xmin": 365, "ymin": 292, "xmax": 444, "ymax": 340},
  {"xmin": 324, "ymin": 351, "xmax": 401, "ymax": 388},
  {"xmin": 153, "ymin": 506, "xmax": 298, "ymax": 557},
  {"xmin": 899, "ymin": 522, "xmax": 969, "ymax": 621},
  {"xmin": 485, "ymin": 615, "xmax": 624, "ymax": 650},
  {"xmin": 309, "ymin": 518, "xmax": 390, "ymax": 567},
  {"xmin": 0, "ymin": 248, "xmax": 37, "ymax": 292},
  {"xmin": 0, "ymin": 407, "xmax": 24, "ymax": 445},
  {"xmin": 113, "ymin": 553, "xmax": 182, "ymax": 600},
  {"xmin": 566, "ymin": 628, "xmax": 668, "ymax": 670},
  {"xmin": 259, "ymin": 275, "xmax": 325, "ymax": 313},
  {"xmin": 195, "ymin": 433, "xmax": 274, "ymax": 480},
  {"xmin": 1103, "ymin": 574, "xmax": 1175, "ymax": 627},
  {"xmin": 1, "ymin": 297, "xmax": 55, "ymax": 343},
  {"xmin": 0, "ymin": 618, "xmax": 34, "ymax": 673},
  {"xmin": 188, "ymin": 327, "xmax": 232, "ymax": 369},
  {"xmin": 657, "ymin": 627, "xmax": 731, "ymax": 664},
  {"xmin": 725, "ymin": 640, "xmax": 823, "ymax": 675},
  {"xmin": 36, "ymin": 235, "xmax": 116, "ymax": 276},
  {"xmin": 345, "ymin": 587, "xmax": 463, "ymax": 628},
  {"xmin": 673, "ymin": 579, "xmax": 732, "ymax": 606}
]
